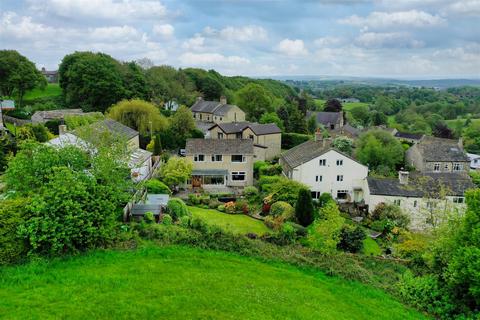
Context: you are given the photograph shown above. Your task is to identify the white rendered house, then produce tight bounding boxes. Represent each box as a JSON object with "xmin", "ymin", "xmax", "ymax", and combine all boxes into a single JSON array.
[{"xmin": 279, "ymin": 132, "xmax": 368, "ymax": 202}]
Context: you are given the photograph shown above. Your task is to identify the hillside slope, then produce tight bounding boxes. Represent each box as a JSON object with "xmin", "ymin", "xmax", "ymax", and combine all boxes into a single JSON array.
[{"xmin": 0, "ymin": 245, "xmax": 426, "ymax": 320}]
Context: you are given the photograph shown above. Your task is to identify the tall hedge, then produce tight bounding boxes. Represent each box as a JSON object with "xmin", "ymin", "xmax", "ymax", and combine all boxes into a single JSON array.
[
  {"xmin": 281, "ymin": 132, "xmax": 311, "ymax": 149},
  {"xmin": 295, "ymin": 188, "xmax": 315, "ymax": 227}
]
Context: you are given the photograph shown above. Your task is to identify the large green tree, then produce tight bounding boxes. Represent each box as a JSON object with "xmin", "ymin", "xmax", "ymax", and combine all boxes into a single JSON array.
[
  {"xmin": 160, "ymin": 157, "xmax": 193, "ymax": 189},
  {"xmin": 0, "ymin": 50, "xmax": 46, "ymax": 107},
  {"xmin": 59, "ymin": 52, "xmax": 126, "ymax": 112},
  {"xmin": 259, "ymin": 112, "xmax": 284, "ymax": 131},
  {"xmin": 355, "ymin": 130, "xmax": 405, "ymax": 175},
  {"xmin": 236, "ymin": 83, "xmax": 273, "ymax": 121}
]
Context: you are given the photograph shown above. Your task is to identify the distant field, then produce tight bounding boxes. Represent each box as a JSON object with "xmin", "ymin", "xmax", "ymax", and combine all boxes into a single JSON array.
[
  {"xmin": 0, "ymin": 245, "xmax": 426, "ymax": 319},
  {"xmin": 189, "ymin": 206, "xmax": 270, "ymax": 236},
  {"xmin": 314, "ymin": 99, "xmax": 369, "ymax": 111},
  {"xmin": 23, "ymin": 83, "xmax": 61, "ymax": 100},
  {"xmin": 445, "ymin": 118, "xmax": 480, "ymax": 128}
]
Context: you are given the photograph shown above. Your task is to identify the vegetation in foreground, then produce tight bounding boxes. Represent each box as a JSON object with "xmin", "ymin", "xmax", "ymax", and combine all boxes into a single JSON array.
[{"xmin": 0, "ymin": 245, "xmax": 426, "ymax": 320}]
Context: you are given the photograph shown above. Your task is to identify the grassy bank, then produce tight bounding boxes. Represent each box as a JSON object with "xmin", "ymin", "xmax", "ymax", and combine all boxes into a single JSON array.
[
  {"xmin": 23, "ymin": 83, "xmax": 61, "ymax": 100},
  {"xmin": 0, "ymin": 245, "xmax": 426, "ymax": 320}
]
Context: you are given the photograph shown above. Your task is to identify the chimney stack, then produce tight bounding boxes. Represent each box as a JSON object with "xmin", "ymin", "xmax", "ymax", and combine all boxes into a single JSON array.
[
  {"xmin": 58, "ymin": 124, "xmax": 67, "ymax": 136},
  {"xmin": 314, "ymin": 128, "xmax": 322, "ymax": 142},
  {"xmin": 220, "ymin": 96, "xmax": 227, "ymax": 105},
  {"xmin": 458, "ymin": 137, "xmax": 463, "ymax": 149},
  {"xmin": 196, "ymin": 96, "xmax": 203, "ymax": 102},
  {"xmin": 398, "ymin": 170, "xmax": 409, "ymax": 185}
]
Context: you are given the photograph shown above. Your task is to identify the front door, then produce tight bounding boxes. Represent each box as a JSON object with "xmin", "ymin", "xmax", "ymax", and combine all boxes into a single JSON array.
[{"xmin": 192, "ymin": 176, "xmax": 202, "ymax": 188}]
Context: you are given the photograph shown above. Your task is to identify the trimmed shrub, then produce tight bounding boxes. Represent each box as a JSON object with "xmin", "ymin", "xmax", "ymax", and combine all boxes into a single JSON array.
[
  {"xmin": 295, "ymin": 188, "xmax": 315, "ymax": 227},
  {"xmin": 281, "ymin": 132, "xmax": 311, "ymax": 149},
  {"xmin": 178, "ymin": 215, "xmax": 191, "ymax": 228},
  {"xmin": 259, "ymin": 163, "xmax": 283, "ymax": 176},
  {"xmin": 243, "ymin": 186, "xmax": 259, "ymax": 199},
  {"xmin": 371, "ymin": 203, "xmax": 410, "ymax": 229},
  {"xmin": 143, "ymin": 211, "xmax": 155, "ymax": 224},
  {"xmin": 161, "ymin": 214, "xmax": 173, "ymax": 226},
  {"xmin": 217, "ymin": 205, "xmax": 225, "ymax": 212},
  {"xmin": 208, "ymin": 199, "xmax": 222, "ymax": 209},
  {"xmin": 145, "ymin": 179, "xmax": 171, "ymax": 194},
  {"xmin": 337, "ymin": 225, "xmax": 366, "ymax": 253},
  {"xmin": 270, "ymin": 201, "xmax": 294, "ymax": 219},
  {"xmin": 235, "ymin": 200, "xmax": 249, "ymax": 214},
  {"xmin": 167, "ymin": 198, "xmax": 189, "ymax": 220},
  {"xmin": 188, "ymin": 194, "xmax": 201, "ymax": 205}
]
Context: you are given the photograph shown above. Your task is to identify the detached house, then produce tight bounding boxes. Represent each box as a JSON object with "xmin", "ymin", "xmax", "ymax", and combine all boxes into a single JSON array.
[
  {"xmin": 365, "ymin": 171, "xmax": 475, "ymax": 230},
  {"xmin": 186, "ymin": 138, "xmax": 254, "ymax": 189},
  {"xmin": 206, "ymin": 122, "xmax": 281, "ymax": 161},
  {"xmin": 306, "ymin": 111, "xmax": 344, "ymax": 130},
  {"xmin": 280, "ymin": 131, "xmax": 368, "ymax": 202},
  {"xmin": 191, "ymin": 96, "xmax": 245, "ymax": 124},
  {"xmin": 406, "ymin": 136, "xmax": 470, "ymax": 174}
]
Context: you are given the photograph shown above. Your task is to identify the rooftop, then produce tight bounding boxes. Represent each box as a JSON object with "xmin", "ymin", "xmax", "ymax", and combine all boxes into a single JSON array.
[
  {"xmin": 191, "ymin": 98, "xmax": 238, "ymax": 116},
  {"xmin": 209, "ymin": 121, "xmax": 281, "ymax": 135},
  {"xmin": 394, "ymin": 131, "xmax": 424, "ymax": 140},
  {"xmin": 93, "ymin": 119, "xmax": 139, "ymax": 140},
  {"xmin": 306, "ymin": 111, "xmax": 342, "ymax": 125},
  {"xmin": 186, "ymin": 138, "xmax": 254, "ymax": 155},
  {"xmin": 414, "ymin": 136, "xmax": 469, "ymax": 162},
  {"xmin": 32, "ymin": 109, "xmax": 84, "ymax": 120}
]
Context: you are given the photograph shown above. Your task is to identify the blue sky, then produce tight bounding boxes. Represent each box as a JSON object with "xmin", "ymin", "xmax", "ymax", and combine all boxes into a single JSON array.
[{"xmin": 1, "ymin": 0, "xmax": 479, "ymax": 78}]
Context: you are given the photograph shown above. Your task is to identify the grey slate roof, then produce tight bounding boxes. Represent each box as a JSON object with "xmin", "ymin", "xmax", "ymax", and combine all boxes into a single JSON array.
[
  {"xmin": 190, "ymin": 99, "xmax": 236, "ymax": 116},
  {"xmin": 395, "ymin": 131, "xmax": 424, "ymax": 140},
  {"xmin": 415, "ymin": 136, "xmax": 469, "ymax": 162},
  {"xmin": 368, "ymin": 172, "xmax": 475, "ymax": 197},
  {"xmin": 307, "ymin": 111, "xmax": 342, "ymax": 125},
  {"xmin": 342, "ymin": 124, "xmax": 361, "ymax": 137},
  {"xmin": 95, "ymin": 119, "xmax": 139, "ymax": 140},
  {"xmin": 32, "ymin": 109, "xmax": 84, "ymax": 120},
  {"xmin": 209, "ymin": 122, "xmax": 281, "ymax": 135},
  {"xmin": 186, "ymin": 138, "xmax": 254, "ymax": 155}
]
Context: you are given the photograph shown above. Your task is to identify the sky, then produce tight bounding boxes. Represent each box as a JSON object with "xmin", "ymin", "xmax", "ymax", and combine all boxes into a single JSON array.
[{"xmin": 1, "ymin": 0, "xmax": 479, "ymax": 78}]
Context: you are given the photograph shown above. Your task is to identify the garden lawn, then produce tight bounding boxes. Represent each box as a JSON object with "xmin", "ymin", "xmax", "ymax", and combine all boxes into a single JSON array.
[
  {"xmin": 23, "ymin": 83, "xmax": 61, "ymax": 100},
  {"xmin": 314, "ymin": 99, "xmax": 369, "ymax": 111},
  {"xmin": 0, "ymin": 245, "xmax": 427, "ymax": 320},
  {"xmin": 189, "ymin": 206, "xmax": 270, "ymax": 236}
]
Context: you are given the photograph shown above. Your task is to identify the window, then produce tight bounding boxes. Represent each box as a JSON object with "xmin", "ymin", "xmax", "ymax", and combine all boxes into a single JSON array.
[
  {"xmin": 453, "ymin": 197, "xmax": 464, "ymax": 204},
  {"xmin": 336, "ymin": 175, "xmax": 343, "ymax": 182},
  {"xmin": 235, "ymin": 132, "xmax": 242, "ymax": 139},
  {"xmin": 203, "ymin": 176, "xmax": 225, "ymax": 185},
  {"xmin": 319, "ymin": 159, "xmax": 326, "ymax": 166},
  {"xmin": 453, "ymin": 163, "xmax": 463, "ymax": 171},
  {"xmin": 413, "ymin": 200, "xmax": 418, "ymax": 208},
  {"xmin": 393, "ymin": 199, "xmax": 401, "ymax": 206},
  {"xmin": 249, "ymin": 135, "xmax": 254, "ymax": 140},
  {"xmin": 426, "ymin": 201, "xmax": 436, "ymax": 209},
  {"xmin": 231, "ymin": 155, "xmax": 246, "ymax": 163},
  {"xmin": 217, "ymin": 132, "xmax": 224, "ymax": 139},
  {"xmin": 433, "ymin": 163, "xmax": 440, "ymax": 172},
  {"xmin": 199, "ymin": 114, "xmax": 202, "ymax": 120},
  {"xmin": 315, "ymin": 175, "xmax": 323, "ymax": 182},
  {"xmin": 337, "ymin": 190, "xmax": 348, "ymax": 200},
  {"xmin": 211, "ymin": 154, "xmax": 223, "ymax": 162},
  {"xmin": 330, "ymin": 124, "xmax": 335, "ymax": 130},
  {"xmin": 311, "ymin": 191, "xmax": 321, "ymax": 199},
  {"xmin": 194, "ymin": 154, "xmax": 205, "ymax": 162},
  {"xmin": 336, "ymin": 159, "xmax": 343, "ymax": 166},
  {"xmin": 231, "ymin": 171, "xmax": 246, "ymax": 181},
  {"xmin": 444, "ymin": 164, "xmax": 449, "ymax": 170}
]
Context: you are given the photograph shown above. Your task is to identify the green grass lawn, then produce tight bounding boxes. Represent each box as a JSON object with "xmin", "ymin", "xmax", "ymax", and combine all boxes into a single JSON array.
[
  {"xmin": 23, "ymin": 83, "xmax": 61, "ymax": 100},
  {"xmin": 189, "ymin": 206, "xmax": 270, "ymax": 236},
  {"xmin": 445, "ymin": 118, "xmax": 480, "ymax": 128},
  {"xmin": 314, "ymin": 99, "xmax": 369, "ymax": 111},
  {"xmin": 0, "ymin": 245, "xmax": 426, "ymax": 320},
  {"xmin": 362, "ymin": 237, "xmax": 383, "ymax": 256}
]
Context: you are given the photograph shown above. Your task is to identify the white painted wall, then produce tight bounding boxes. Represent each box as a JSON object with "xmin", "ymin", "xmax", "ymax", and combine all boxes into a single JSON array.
[{"xmin": 290, "ymin": 150, "xmax": 368, "ymax": 202}]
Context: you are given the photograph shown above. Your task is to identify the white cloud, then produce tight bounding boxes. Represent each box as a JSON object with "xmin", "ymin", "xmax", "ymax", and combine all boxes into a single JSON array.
[
  {"xmin": 314, "ymin": 36, "xmax": 344, "ymax": 47},
  {"xmin": 178, "ymin": 52, "xmax": 250, "ymax": 66},
  {"xmin": 275, "ymin": 39, "xmax": 308, "ymax": 56},
  {"xmin": 153, "ymin": 24, "xmax": 174, "ymax": 38},
  {"xmin": 182, "ymin": 35, "xmax": 205, "ymax": 51},
  {"xmin": 89, "ymin": 25, "xmax": 141, "ymax": 42},
  {"xmin": 447, "ymin": 0, "xmax": 480, "ymax": 16},
  {"xmin": 217, "ymin": 25, "xmax": 267, "ymax": 42},
  {"xmin": 355, "ymin": 32, "xmax": 424, "ymax": 48},
  {"xmin": 0, "ymin": 11, "xmax": 56, "ymax": 40},
  {"xmin": 339, "ymin": 10, "xmax": 445, "ymax": 29},
  {"xmin": 29, "ymin": 0, "xmax": 167, "ymax": 20}
]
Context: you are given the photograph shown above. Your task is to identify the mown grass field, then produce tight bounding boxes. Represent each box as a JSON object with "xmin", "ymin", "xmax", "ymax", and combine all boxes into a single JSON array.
[
  {"xmin": 445, "ymin": 118, "xmax": 480, "ymax": 128},
  {"xmin": 189, "ymin": 206, "xmax": 270, "ymax": 236},
  {"xmin": 0, "ymin": 245, "xmax": 427, "ymax": 320},
  {"xmin": 314, "ymin": 99, "xmax": 369, "ymax": 111},
  {"xmin": 23, "ymin": 83, "xmax": 61, "ymax": 100}
]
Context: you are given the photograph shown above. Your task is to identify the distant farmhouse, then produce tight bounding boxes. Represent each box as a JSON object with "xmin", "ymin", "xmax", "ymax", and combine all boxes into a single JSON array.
[
  {"xmin": 206, "ymin": 122, "xmax": 281, "ymax": 161},
  {"xmin": 41, "ymin": 67, "xmax": 58, "ymax": 83},
  {"xmin": 186, "ymin": 138, "xmax": 254, "ymax": 189},
  {"xmin": 406, "ymin": 136, "xmax": 470, "ymax": 174},
  {"xmin": 306, "ymin": 111, "xmax": 344, "ymax": 130},
  {"xmin": 336, "ymin": 97, "xmax": 360, "ymax": 103},
  {"xmin": 191, "ymin": 96, "xmax": 245, "ymax": 124}
]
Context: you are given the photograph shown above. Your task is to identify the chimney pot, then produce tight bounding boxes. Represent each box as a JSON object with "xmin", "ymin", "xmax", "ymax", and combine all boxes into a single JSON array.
[
  {"xmin": 398, "ymin": 170, "xmax": 409, "ymax": 185},
  {"xmin": 220, "ymin": 96, "xmax": 227, "ymax": 105},
  {"xmin": 314, "ymin": 128, "xmax": 322, "ymax": 142},
  {"xmin": 58, "ymin": 124, "xmax": 67, "ymax": 136}
]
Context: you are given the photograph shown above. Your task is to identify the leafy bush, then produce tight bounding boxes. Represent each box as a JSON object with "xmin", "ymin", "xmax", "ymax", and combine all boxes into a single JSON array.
[
  {"xmin": 0, "ymin": 198, "xmax": 28, "ymax": 265},
  {"xmin": 235, "ymin": 199, "xmax": 249, "ymax": 214},
  {"xmin": 217, "ymin": 205, "xmax": 225, "ymax": 212},
  {"xmin": 281, "ymin": 132, "xmax": 311, "ymax": 149},
  {"xmin": 295, "ymin": 188, "xmax": 315, "ymax": 227},
  {"xmin": 145, "ymin": 179, "xmax": 171, "ymax": 194},
  {"xmin": 307, "ymin": 201, "xmax": 345, "ymax": 254},
  {"xmin": 371, "ymin": 203, "xmax": 410, "ymax": 229},
  {"xmin": 243, "ymin": 186, "xmax": 259, "ymax": 199},
  {"xmin": 188, "ymin": 194, "xmax": 201, "ymax": 205},
  {"xmin": 337, "ymin": 225, "xmax": 366, "ymax": 253},
  {"xmin": 270, "ymin": 201, "xmax": 294, "ymax": 220},
  {"xmin": 178, "ymin": 215, "xmax": 191, "ymax": 227},
  {"xmin": 225, "ymin": 201, "xmax": 236, "ymax": 214},
  {"xmin": 161, "ymin": 214, "xmax": 173, "ymax": 226},
  {"xmin": 258, "ymin": 176, "xmax": 308, "ymax": 206},
  {"xmin": 208, "ymin": 199, "xmax": 222, "ymax": 209},
  {"xmin": 259, "ymin": 163, "xmax": 283, "ymax": 176},
  {"xmin": 143, "ymin": 211, "xmax": 155, "ymax": 224},
  {"xmin": 317, "ymin": 193, "xmax": 334, "ymax": 208},
  {"xmin": 167, "ymin": 198, "xmax": 189, "ymax": 220}
]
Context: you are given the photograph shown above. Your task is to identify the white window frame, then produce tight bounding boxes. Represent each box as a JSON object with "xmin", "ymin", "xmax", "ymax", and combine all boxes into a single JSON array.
[
  {"xmin": 319, "ymin": 159, "xmax": 326, "ymax": 166},
  {"xmin": 336, "ymin": 175, "xmax": 343, "ymax": 182},
  {"xmin": 393, "ymin": 199, "xmax": 401, "ymax": 206},
  {"xmin": 194, "ymin": 154, "xmax": 205, "ymax": 162},
  {"xmin": 452, "ymin": 197, "xmax": 464, "ymax": 204},
  {"xmin": 336, "ymin": 159, "xmax": 343, "ymax": 166},
  {"xmin": 231, "ymin": 154, "xmax": 246, "ymax": 163},
  {"xmin": 413, "ymin": 200, "xmax": 418, "ymax": 207},
  {"xmin": 453, "ymin": 163, "xmax": 463, "ymax": 171},
  {"xmin": 311, "ymin": 191, "xmax": 321, "ymax": 199},
  {"xmin": 315, "ymin": 175, "xmax": 323, "ymax": 182},
  {"xmin": 231, "ymin": 171, "xmax": 246, "ymax": 181},
  {"xmin": 336, "ymin": 190, "xmax": 349, "ymax": 199},
  {"xmin": 433, "ymin": 163, "xmax": 440, "ymax": 172},
  {"xmin": 211, "ymin": 154, "xmax": 223, "ymax": 162}
]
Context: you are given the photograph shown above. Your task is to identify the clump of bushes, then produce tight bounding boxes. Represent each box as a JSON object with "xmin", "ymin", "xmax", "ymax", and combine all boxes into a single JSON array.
[
  {"xmin": 370, "ymin": 203, "xmax": 410, "ymax": 229},
  {"xmin": 0, "ymin": 199, "xmax": 28, "ymax": 265},
  {"xmin": 145, "ymin": 179, "xmax": 171, "ymax": 194},
  {"xmin": 337, "ymin": 225, "xmax": 366, "ymax": 253},
  {"xmin": 167, "ymin": 198, "xmax": 189, "ymax": 220},
  {"xmin": 161, "ymin": 214, "xmax": 173, "ymax": 226}
]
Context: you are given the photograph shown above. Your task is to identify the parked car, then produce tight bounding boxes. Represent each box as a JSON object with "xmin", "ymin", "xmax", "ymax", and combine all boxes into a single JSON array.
[{"xmin": 178, "ymin": 148, "xmax": 186, "ymax": 157}]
